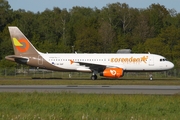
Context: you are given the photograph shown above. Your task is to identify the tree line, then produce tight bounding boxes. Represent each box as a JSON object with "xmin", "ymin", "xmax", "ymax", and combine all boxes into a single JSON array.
[{"xmin": 0, "ymin": 0, "xmax": 180, "ymax": 68}]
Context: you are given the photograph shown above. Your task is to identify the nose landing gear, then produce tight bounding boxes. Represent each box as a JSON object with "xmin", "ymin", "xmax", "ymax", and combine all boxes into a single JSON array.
[{"xmin": 149, "ymin": 74, "xmax": 153, "ymax": 81}]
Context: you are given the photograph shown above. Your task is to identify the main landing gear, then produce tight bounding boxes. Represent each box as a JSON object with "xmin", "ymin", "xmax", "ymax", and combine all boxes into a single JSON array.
[
  {"xmin": 91, "ymin": 71, "xmax": 98, "ymax": 80},
  {"xmin": 91, "ymin": 74, "xmax": 97, "ymax": 80}
]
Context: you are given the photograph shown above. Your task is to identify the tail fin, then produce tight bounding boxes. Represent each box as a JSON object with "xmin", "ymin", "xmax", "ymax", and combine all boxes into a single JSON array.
[{"xmin": 8, "ymin": 26, "xmax": 39, "ymax": 55}]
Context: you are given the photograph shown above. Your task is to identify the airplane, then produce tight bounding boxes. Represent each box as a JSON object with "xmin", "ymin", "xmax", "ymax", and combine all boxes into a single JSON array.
[{"xmin": 5, "ymin": 26, "xmax": 174, "ymax": 80}]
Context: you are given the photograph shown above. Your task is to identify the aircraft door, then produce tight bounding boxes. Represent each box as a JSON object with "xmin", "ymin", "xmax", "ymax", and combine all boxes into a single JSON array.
[
  {"xmin": 149, "ymin": 56, "xmax": 154, "ymax": 66},
  {"xmin": 38, "ymin": 55, "xmax": 43, "ymax": 65}
]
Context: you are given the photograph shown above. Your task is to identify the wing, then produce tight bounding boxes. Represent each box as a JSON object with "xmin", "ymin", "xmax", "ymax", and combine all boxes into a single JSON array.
[{"xmin": 75, "ymin": 61, "xmax": 125, "ymax": 72}]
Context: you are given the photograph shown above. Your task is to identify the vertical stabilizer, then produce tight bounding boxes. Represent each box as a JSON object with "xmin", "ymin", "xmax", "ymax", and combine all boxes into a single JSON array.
[{"xmin": 8, "ymin": 26, "xmax": 39, "ymax": 55}]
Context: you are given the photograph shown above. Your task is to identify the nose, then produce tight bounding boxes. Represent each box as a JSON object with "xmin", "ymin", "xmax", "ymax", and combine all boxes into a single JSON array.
[{"xmin": 168, "ymin": 62, "xmax": 174, "ymax": 69}]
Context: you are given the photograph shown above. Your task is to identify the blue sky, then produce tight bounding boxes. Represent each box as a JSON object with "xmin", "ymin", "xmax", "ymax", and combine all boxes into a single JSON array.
[{"xmin": 8, "ymin": 0, "xmax": 180, "ymax": 13}]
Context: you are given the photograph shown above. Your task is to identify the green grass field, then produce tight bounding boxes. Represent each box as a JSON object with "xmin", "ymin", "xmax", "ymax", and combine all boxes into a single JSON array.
[
  {"xmin": 0, "ymin": 92, "xmax": 180, "ymax": 120},
  {"xmin": 0, "ymin": 78, "xmax": 180, "ymax": 85},
  {"xmin": 0, "ymin": 77, "xmax": 180, "ymax": 119}
]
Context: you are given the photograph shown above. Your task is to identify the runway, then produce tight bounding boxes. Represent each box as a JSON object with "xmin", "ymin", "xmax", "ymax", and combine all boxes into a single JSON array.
[{"xmin": 0, "ymin": 85, "xmax": 180, "ymax": 94}]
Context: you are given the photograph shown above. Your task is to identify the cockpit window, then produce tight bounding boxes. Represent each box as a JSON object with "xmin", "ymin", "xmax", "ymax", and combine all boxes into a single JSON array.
[{"xmin": 160, "ymin": 58, "xmax": 167, "ymax": 62}]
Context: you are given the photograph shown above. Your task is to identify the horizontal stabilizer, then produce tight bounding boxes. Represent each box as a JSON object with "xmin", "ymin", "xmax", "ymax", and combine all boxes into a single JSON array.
[{"xmin": 5, "ymin": 55, "xmax": 28, "ymax": 64}]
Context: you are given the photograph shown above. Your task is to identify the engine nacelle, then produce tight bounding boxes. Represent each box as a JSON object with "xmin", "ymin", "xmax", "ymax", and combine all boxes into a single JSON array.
[{"xmin": 100, "ymin": 68, "xmax": 124, "ymax": 78}]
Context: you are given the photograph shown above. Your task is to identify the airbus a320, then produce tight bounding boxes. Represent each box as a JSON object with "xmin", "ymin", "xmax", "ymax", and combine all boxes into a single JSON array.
[{"xmin": 5, "ymin": 26, "xmax": 174, "ymax": 80}]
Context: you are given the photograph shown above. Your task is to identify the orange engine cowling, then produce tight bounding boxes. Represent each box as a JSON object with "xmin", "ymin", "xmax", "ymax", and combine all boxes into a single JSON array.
[{"xmin": 100, "ymin": 68, "xmax": 124, "ymax": 78}]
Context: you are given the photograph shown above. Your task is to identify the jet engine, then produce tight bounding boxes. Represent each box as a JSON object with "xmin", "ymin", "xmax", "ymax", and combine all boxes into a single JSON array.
[{"xmin": 100, "ymin": 68, "xmax": 124, "ymax": 78}]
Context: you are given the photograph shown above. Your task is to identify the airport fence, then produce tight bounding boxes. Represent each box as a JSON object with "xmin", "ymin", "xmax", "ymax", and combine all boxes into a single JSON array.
[{"xmin": 0, "ymin": 67, "xmax": 179, "ymax": 79}]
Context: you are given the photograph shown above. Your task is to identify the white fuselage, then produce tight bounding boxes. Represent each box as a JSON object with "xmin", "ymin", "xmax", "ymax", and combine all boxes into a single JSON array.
[{"xmin": 40, "ymin": 53, "xmax": 174, "ymax": 72}]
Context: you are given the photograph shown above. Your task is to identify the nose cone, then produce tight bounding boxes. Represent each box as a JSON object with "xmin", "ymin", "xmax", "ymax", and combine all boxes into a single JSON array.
[{"xmin": 168, "ymin": 62, "xmax": 174, "ymax": 69}]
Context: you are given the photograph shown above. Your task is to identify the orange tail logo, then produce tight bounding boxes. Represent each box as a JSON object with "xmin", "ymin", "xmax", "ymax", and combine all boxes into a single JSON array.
[{"xmin": 13, "ymin": 38, "xmax": 30, "ymax": 52}]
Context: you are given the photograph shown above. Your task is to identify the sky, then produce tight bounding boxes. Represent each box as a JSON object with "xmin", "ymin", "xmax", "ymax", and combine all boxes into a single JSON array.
[{"xmin": 7, "ymin": 0, "xmax": 180, "ymax": 13}]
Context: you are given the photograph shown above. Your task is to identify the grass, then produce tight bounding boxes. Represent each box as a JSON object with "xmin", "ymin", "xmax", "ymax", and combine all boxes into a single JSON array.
[
  {"xmin": 0, "ymin": 92, "xmax": 180, "ymax": 120},
  {"xmin": 0, "ymin": 76, "xmax": 179, "ymax": 119},
  {"xmin": 1, "ymin": 70, "xmax": 179, "ymax": 85},
  {"xmin": 0, "ymin": 78, "xmax": 180, "ymax": 85}
]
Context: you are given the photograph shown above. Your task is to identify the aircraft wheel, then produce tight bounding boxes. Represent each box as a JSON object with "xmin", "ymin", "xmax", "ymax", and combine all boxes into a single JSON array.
[
  {"xmin": 149, "ymin": 74, "xmax": 153, "ymax": 81},
  {"xmin": 149, "ymin": 77, "xmax": 153, "ymax": 81},
  {"xmin": 91, "ymin": 75, "xmax": 97, "ymax": 80}
]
